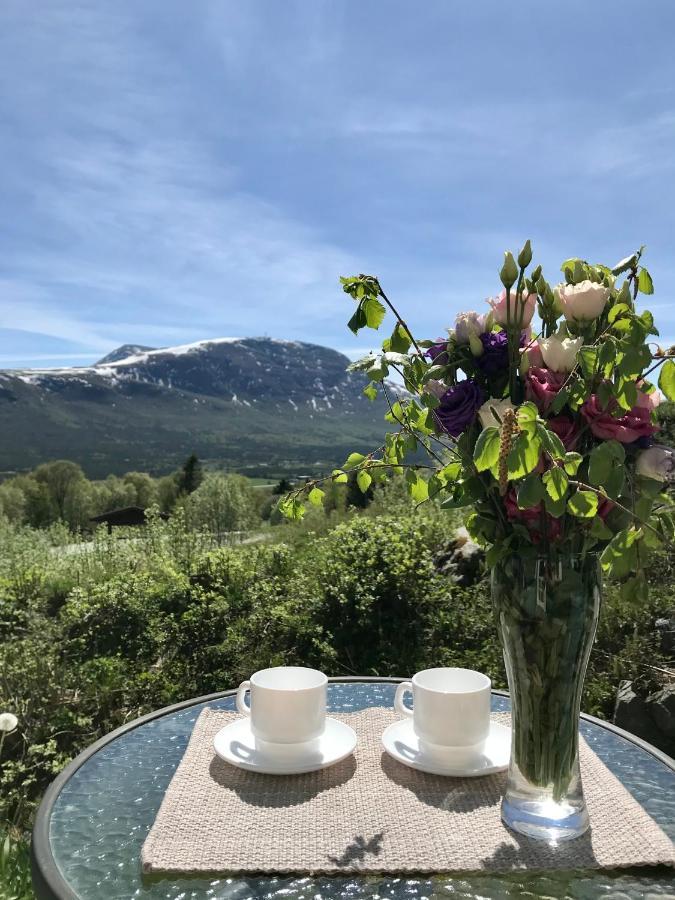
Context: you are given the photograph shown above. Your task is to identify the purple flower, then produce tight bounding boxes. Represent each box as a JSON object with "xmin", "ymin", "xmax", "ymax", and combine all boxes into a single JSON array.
[
  {"xmin": 426, "ymin": 337, "xmax": 449, "ymax": 365},
  {"xmin": 474, "ymin": 331, "xmax": 529, "ymax": 378},
  {"xmin": 475, "ymin": 331, "xmax": 509, "ymax": 377},
  {"xmin": 435, "ymin": 379, "xmax": 485, "ymax": 437}
]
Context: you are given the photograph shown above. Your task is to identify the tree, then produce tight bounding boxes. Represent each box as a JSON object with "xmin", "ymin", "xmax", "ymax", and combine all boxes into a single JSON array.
[
  {"xmin": 176, "ymin": 454, "xmax": 203, "ymax": 496},
  {"xmin": 185, "ymin": 473, "xmax": 258, "ymax": 539},
  {"xmin": 0, "ymin": 483, "xmax": 26, "ymax": 523},
  {"xmin": 34, "ymin": 461, "xmax": 86, "ymax": 523},
  {"xmin": 272, "ymin": 478, "xmax": 292, "ymax": 495},
  {"xmin": 123, "ymin": 472, "xmax": 159, "ymax": 508}
]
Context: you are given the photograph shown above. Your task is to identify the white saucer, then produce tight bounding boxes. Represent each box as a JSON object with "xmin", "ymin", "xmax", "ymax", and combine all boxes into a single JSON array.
[
  {"xmin": 213, "ymin": 716, "xmax": 357, "ymax": 775},
  {"xmin": 382, "ymin": 718, "xmax": 511, "ymax": 777}
]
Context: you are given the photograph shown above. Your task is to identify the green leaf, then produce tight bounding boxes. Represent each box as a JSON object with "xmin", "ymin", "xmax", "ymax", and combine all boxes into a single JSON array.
[
  {"xmin": 611, "ymin": 253, "xmax": 638, "ymax": 276},
  {"xmin": 597, "ymin": 380, "xmax": 614, "ymax": 410},
  {"xmin": 537, "ymin": 424, "xmax": 566, "ymax": 461},
  {"xmin": 440, "ymin": 488, "xmax": 473, "ymax": 509},
  {"xmin": 551, "ymin": 386, "xmax": 571, "ymax": 415},
  {"xmin": 588, "ymin": 440, "xmax": 625, "ymax": 488},
  {"xmin": 578, "ymin": 346, "xmax": 598, "ymax": 381},
  {"xmin": 356, "ymin": 470, "xmax": 372, "ymax": 493},
  {"xmin": 347, "ymin": 305, "xmax": 367, "ymax": 335},
  {"xmin": 278, "ymin": 496, "xmax": 305, "ymax": 521},
  {"xmin": 507, "ymin": 431, "xmax": 542, "ymax": 479},
  {"xmin": 516, "ymin": 401, "xmax": 539, "ymax": 435},
  {"xmin": 362, "ymin": 382, "xmax": 378, "ymax": 401},
  {"xmin": 406, "ymin": 471, "xmax": 429, "ymax": 503},
  {"xmin": 438, "ymin": 462, "xmax": 462, "ymax": 483},
  {"xmin": 363, "ymin": 296, "xmax": 386, "ymax": 329},
  {"xmin": 308, "ymin": 487, "xmax": 325, "ymax": 507},
  {"xmin": 614, "ymin": 378, "xmax": 638, "ymax": 411},
  {"xmin": 563, "ymin": 452, "xmax": 583, "ymax": 476},
  {"xmin": 590, "ymin": 517, "xmax": 614, "ymax": 540},
  {"xmin": 383, "ymin": 351, "xmax": 410, "ymax": 366},
  {"xmin": 343, "ymin": 452, "xmax": 366, "ymax": 470},
  {"xmin": 607, "ymin": 304, "xmax": 630, "ymax": 325},
  {"xmin": 601, "ymin": 526, "xmax": 642, "ymax": 579},
  {"xmin": 543, "ymin": 467, "xmax": 569, "ymax": 502},
  {"xmin": 544, "ymin": 492, "xmax": 567, "ymax": 517},
  {"xmin": 659, "ymin": 359, "xmax": 675, "ymax": 401},
  {"xmin": 421, "ymin": 391, "xmax": 440, "ymax": 409},
  {"xmin": 366, "ymin": 361, "xmax": 389, "ymax": 381},
  {"xmin": 347, "ymin": 353, "xmax": 379, "ymax": 372},
  {"xmin": 331, "ymin": 469, "xmax": 348, "ymax": 484},
  {"xmin": 517, "ymin": 473, "xmax": 545, "ymax": 509},
  {"xmin": 567, "ymin": 490, "xmax": 598, "ymax": 518},
  {"xmin": 637, "ymin": 267, "xmax": 654, "ymax": 294},
  {"xmin": 390, "ymin": 323, "xmax": 412, "ymax": 353},
  {"xmin": 473, "ymin": 427, "xmax": 500, "ymax": 473}
]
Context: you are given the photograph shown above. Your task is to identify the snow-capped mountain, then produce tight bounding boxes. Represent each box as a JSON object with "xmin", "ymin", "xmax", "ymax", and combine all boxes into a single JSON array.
[{"xmin": 0, "ymin": 338, "xmax": 391, "ymax": 477}]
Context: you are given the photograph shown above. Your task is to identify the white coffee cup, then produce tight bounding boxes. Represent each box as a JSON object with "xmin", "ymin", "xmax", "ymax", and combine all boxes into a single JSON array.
[
  {"xmin": 394, "ymin": 667, "xmax": 491, "ymax": 747},
  {"xmin": 236, "ymin": 666, "xmax": 327, "ymax": 744}
]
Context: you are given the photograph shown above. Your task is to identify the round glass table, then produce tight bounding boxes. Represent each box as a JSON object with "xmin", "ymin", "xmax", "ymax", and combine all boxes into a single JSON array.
[{"xmin": 32, "ymin": 677, "xmax": 675, "ymax": 899}]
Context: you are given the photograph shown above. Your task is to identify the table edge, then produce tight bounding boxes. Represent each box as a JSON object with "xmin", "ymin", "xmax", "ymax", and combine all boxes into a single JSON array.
[{"xmin": 31, "ymin": 676, "xmax": 675, "ymax": 900}]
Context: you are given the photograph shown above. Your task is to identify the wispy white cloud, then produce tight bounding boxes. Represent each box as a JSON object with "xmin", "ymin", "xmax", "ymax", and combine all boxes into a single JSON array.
[{"xmin": 1, "ymin": 0, "xmax": 675, "ymax": 369}]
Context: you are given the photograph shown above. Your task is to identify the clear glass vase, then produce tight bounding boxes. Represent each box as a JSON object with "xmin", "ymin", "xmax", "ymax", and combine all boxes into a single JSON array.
[{"xmin": 491, "ymin": 551, "xmax": 601, "ymax": 842}]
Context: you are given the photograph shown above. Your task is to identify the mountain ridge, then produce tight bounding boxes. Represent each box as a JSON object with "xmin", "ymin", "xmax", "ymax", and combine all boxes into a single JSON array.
[{"xmin": 0, "ymin": 337, "xmax": 390, "ymax": 479}]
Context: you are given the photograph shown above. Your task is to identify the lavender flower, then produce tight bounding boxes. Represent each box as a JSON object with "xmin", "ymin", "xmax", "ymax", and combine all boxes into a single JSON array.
[
  {"xmin": 426, "ymin": 337, "xmax": 449, "ymax": 365},
  {"xmin": 435, "ymin": 379, "xmax": 485, "ymax": 437}
]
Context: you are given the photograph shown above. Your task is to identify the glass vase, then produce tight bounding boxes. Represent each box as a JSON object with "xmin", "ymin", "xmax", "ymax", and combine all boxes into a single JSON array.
[{"xmin": 491, "ymin": 551, "xmax": 601, "ymax": 842}]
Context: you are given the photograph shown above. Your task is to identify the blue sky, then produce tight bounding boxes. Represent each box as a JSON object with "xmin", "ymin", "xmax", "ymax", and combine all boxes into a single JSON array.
[{"xmin": 2, "ymin": 1, "xmax": 675, "ymax": 368}]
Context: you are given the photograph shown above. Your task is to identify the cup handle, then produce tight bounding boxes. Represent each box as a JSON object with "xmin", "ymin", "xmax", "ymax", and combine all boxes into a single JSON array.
[
  {"xmin": 394, "ymin": 681, "xmax": 413, "ymax": 718},
  {"xmin": 236, "ymin": 680, "xmax": 251, "ymax": 716}
]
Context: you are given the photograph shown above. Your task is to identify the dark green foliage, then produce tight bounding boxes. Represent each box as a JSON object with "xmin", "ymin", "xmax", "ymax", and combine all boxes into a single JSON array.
[{"xmin": 176, "ymin": 454, "xmax": 203, "ymax": 495}]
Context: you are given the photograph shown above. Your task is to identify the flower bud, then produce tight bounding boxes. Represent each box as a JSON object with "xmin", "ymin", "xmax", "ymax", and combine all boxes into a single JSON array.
[
  {"xmin": 531, "ymin": 265, "xmax": 542, "ymax": 284},
  {"xmin": 636, "ymin": 446, "xmax": 675, "ymax": 482},
  {"xmin": 468, "ymin": 333, "xmax": 484, "ymax": 357},
  {"xmin": 517, "ymin": 240, "xmax": 532, "ymax": 269},
  {"xmin": 500, "ymin": 252, "xmax": 519, "ymax": 289}
]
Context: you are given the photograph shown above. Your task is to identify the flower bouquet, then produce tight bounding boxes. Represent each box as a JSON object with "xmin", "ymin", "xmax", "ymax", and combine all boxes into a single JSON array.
[{"xmin": 281, "ymin": 242, "xmax": 675, "ymax": 841}]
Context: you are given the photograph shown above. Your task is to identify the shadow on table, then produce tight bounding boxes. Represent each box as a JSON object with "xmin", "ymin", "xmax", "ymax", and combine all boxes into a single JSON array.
[
  {"xmin": 327, "ymin": 831, "xmax": 385, "ymax": 868},
  {"xmin": 208, "ymin": 754, "xmax": 357, "ymax": 807},
  {"xmin": 484, "ymin": 828, "xmax": 600, "ymax": 870},
  {"xmin": 380, "ymin": 752, "xmax": 503, "ymax": 814}
]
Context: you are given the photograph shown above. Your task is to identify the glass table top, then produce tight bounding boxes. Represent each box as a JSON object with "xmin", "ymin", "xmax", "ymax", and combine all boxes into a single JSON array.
[{"xmin": 42, "ymin": 681, "xmax": 675, "ymax": 899}]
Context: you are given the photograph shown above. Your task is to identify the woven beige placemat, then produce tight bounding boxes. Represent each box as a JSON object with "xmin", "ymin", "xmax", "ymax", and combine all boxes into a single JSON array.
[{"xmin": 141, "ymin": 707, "xmax": 675, "ymax": 876}]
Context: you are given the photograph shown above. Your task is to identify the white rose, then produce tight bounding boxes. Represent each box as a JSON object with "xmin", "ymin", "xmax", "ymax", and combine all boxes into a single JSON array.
[
  {"xmin": 538, "ymin": 333, "xmax": 584, "ymax": 373},
  {"xmin": 636, "ymin": 446, "xmax": 675, "ymax": 482},
  {"xmin": 454, "ymin": 311, "xmax": 487, "ymax": 344},
  {"xmin": 0, "ymin": 712, "xmax": 18, "ymax": 733},
  {"xmin": 558, "ymin": 280, "xmax": 609, "ymax": 322},
  {"xmin": 478, "ymin": 398, "xmax": 516, "ymax": 429}
]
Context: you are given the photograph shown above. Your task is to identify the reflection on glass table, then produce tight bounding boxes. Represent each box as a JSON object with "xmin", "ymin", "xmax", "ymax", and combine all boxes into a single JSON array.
[{"xmin": 33, "ymin": 679, "xmax": 675, "ymax": 900}]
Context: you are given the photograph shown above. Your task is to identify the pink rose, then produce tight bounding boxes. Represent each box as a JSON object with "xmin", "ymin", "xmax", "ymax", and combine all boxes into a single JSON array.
[
  {"xmin": 488, "ymin": 288, "xmax": 536, "ymax": 328},
  {"xmin": 504, "ymin": 490, "xmax": 563, "ymax": 543},
  {"xmin": 636, "ymin": 385, "xmax": 662, "ymax": 412},
  {"xmin": 581, "ymin": 393, "xmax": 658, "ymax": 443},
  {"xmin": 547, "ymin": 415, "xmax": 581, "ymax": 450},
  {"xmin": 525, "ymin": 366, "xmax": 567, "ymax": 413}
]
